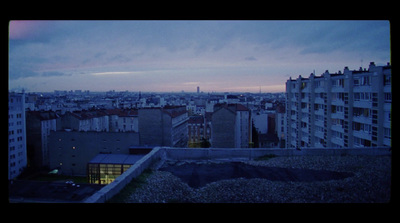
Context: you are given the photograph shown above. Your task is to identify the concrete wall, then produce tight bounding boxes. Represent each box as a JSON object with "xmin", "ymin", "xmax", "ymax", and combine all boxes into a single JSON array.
[
  {"xmin": 211, "ymin": 108, "xmax": 235, "ymax": 148},
  {"xmin": 139, "ymin": 109, "xmax": 163, "ymax": 146},
  {"xmin": 164, "ymin": 147, "xmax": 391, "ymax": 161},
  {"xmin": 83, "ymin": 147, "xmax": 164, "ymax": 203},
  {"xmin": 48, "ymin": 131, "xmax": 140, "ymax": 176}
]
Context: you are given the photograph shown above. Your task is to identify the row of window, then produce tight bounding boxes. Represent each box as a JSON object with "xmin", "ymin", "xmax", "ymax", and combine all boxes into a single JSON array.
[
  {"xmin": 292, "ymin": 121, "xmax": 390, "ymax": 138},
  {"xmin": 8, "ymin": 136, "xmax": 23, "ymax": 143},
  {"xmin": 291, "ymin": 73, "xmax": 391, "ymax": 91}
]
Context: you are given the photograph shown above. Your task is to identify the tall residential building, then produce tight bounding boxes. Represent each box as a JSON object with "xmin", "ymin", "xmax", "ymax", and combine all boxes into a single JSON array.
[
  {"xmin": 211, "ymin": 103, "xmax": 251, "ymax": 148},
  {"xmin": 8, "ymin": 92, "xmax": 27, "ymax": 179},
  {"xmin": 286, "ymin": 62, "xmax": 391, "ymax": 149}
]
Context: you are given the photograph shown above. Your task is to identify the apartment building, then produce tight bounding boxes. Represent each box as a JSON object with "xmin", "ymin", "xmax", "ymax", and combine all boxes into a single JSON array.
[
  {"xmin": 8, "ymin": 92, "xmax": 27, "ymax": 179},
  {"xmin": 211, "ymin": 103, "xmax": 251, "ymax": 148},
  {"xmin": 138, "ymin": 106, "xmax": 188, "ymax": 147},
  {"xmin": 188, "ymin": 114, "xmax": 211, "ymax": 147},
  {"xmin": 286, "ymin": 62, "xmax": 391, "ymax": 149},
  {"xmin": 26, "ymin": 111, "xmax": 58, "ymax": 168}
]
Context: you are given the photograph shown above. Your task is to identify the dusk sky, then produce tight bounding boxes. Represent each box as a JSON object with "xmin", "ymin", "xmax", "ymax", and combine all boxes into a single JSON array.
[{"xmin": 9, "ymin": 20, "xmax": 390, "ymax": 93}]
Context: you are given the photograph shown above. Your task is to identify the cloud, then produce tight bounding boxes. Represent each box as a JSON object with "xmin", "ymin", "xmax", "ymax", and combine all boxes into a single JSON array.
[
  {"xmin": 91, "ymin": 71, "xmax": 141, "ymax": 76},
  {"xmin": 244, "ymin": 56, "xmax": 257, "ymax": 61},
  {"xmin": 42, "ymin": 71, "xmax": 71, "ymax": 77},
  {"xmin": 8, "ymin": 21, "xmax": 390, "ymax": 93},
  {"xmin": 182, "ymin": 82, "xmax": 200, "ymax": 85}
]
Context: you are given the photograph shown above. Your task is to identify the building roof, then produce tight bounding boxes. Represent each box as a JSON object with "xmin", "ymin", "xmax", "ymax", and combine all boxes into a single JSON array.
[
  {"xmin": 104, "ymin": 108, "xmax": 138, "ymax": 117},
  {"xmin": 88, "ymin": 154, "xmax": 144, "ymax": 165},
  {"xmin": 214, "ymin": 103, "xmax": 249, "ymax": 113},
  {"xmin": 188, "ymin": 115, "xmax": 204, "ymax": 124},
  {"xmin": 27, "ymin": 110, "xmax": 59, "ymax": 121}
]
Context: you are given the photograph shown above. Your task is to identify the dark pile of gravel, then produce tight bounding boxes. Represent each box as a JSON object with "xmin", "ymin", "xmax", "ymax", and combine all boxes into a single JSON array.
[{"xmin": 122, "ymin": 155, "xmax": 391, "ymax": 203}]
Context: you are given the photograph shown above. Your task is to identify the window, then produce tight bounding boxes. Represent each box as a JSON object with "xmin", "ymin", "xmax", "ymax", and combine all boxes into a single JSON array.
[
  {"xmin": 384, "ymin": 93, "xmax": 392, "ymax": 102},
  {"xmin": 361, "ymin": 76, "xmax": 370, "ymax": 86},
  {"xmin": 384, "ymin": 128, "xmax": 391, "ymax": 139},
  {"xmin": 301, "ymin": 82, "xmax": 307, "ymax": 90},
  {"xmin": 384, "ymin": 75, "xmax": 391, "ymax": 85},
  {"xmin": 72, "ymin": 146, "xmax": 76, "ymax": 150},
  {"xmin": 332, "ymin": 79, "xmax": 344, "ymax": 87},
  {"xmin": 354, "ymin": 78, "xmax": 360, "ymax": 86},
  {"xmin": 354, "ymin": 93, "xmax": 360, "ymax": 101}
]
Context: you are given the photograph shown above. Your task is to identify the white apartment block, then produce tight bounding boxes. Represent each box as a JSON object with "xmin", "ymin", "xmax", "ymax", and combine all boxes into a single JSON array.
[
  {"xmin": 286, "ymin": 62, "xmax": 391, "ymax": 149},
  {"xmin": 8, "ymin": 92, "xmax": 27, "ymax": 179}
]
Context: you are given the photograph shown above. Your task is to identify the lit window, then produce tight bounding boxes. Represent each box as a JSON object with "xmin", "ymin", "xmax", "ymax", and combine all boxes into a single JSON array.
[{"xmin": 72, "ymin": 146, "xmax": 76, "ymax": 150}]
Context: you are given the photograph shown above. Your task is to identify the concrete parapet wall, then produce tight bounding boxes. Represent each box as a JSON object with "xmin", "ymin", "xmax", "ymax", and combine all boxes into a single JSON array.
[
  {"xmin": 164, "ymin": 147, "xmax": 391, "ymax": 161},
  {"xmin": 83, "ymin": 147, "xmax": 164, "ymax": 203}
]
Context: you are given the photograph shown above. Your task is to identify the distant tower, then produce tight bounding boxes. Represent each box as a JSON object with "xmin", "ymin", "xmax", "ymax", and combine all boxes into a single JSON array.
[{"xmin": 197, "ymin": 86, "xmax": 200, "ymax": 94}]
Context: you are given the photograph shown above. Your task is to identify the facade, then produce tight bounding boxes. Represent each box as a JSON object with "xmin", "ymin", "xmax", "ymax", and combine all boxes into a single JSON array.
[
  {"xmin": 8, "ymin": 92, "xmax": 27, "ymax": 179},
  {"xmin": 138, "ymin": 106, "xmax": 188, "ymax": 147},
  {"xmin": 58, "ymin": 110, "xmax": 108, "ymax": 132},
  {"xmin": 26, "ymin": 111, "xmax": 58, "ymax": 168},
  {"xmin": 211, "ymin": 103, "xmax": 251, "ymax": 148},
  {"xmin": 275, "ymin": 104, "xmax": 287, "ymax": 147},
  {"xmin": 188, "ymin": 115, "xmax": 211, "ymax": 147},
  {"xmin": 104, "ymin": 109, "xmax": 138, "ymax": 132},
  {"xmin": 286, "ymin": 62, "xmax": 391, "ymax": 149},
  {"xmin": 48, "ymin": 131, "xmax": 140, "ymax": 176}
]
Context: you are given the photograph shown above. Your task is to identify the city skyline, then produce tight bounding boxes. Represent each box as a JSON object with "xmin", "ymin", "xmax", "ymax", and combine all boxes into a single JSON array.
[{"xmin": 9, "ymin": 20, "xmax": 390, "ymax": 93}]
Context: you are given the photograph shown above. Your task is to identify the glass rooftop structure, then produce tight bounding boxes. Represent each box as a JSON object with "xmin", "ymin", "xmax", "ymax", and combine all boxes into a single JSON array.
[{"xmin": 88, "ymin": 154, "xmax": 144, "ymax": 185}]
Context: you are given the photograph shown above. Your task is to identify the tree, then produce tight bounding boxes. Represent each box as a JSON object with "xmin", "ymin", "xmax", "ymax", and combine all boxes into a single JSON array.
[
  {"xmin": 200, "ymin": 137, "xmax": 211, "ymax": 148},
  {"xmin": 251, "ymin": 120, "xmax": 259, "ymax": 148}
]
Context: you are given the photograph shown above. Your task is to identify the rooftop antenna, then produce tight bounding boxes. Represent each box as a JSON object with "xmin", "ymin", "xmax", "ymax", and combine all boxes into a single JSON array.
[
  {"xmin": 259, "ymin": 86, "xmax": 261, "ymax": 94},
  {"xmin": 361, "ymin": 59, "xmax": 363, "ymax": 68}
]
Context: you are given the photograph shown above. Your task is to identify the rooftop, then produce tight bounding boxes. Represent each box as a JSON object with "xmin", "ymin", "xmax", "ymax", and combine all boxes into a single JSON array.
[
  {"xmin": 89, "ymin": 154, "xmax": 144, "ymax": 165},
  {"xmin": 101, "ymin": 147, "xmax": 391, "ymax": 203}
]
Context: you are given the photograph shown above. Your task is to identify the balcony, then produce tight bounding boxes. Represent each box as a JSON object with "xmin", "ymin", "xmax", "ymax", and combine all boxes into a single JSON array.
[
  {"xmin": 314, "ymin": 130, "xmax": 324, "ymax": 139},
  {"xmin": 353, "ymin": 130, "xmax": 372, "ymax": 140},
  {"xmin": 354, "ymin": 101, "xmax": 372, "ymax": 109},
  {"xmin": 314, "ymin": 97, "xmax": 324, "ymax": 104},
  {"xmin": 331, "ymin": 124, "xmax": 344, "ymax": 133},
  {"xmin": 331, "ymin": 99, "xmax": 344, "ymax": 106},
  {"xmin": 331, "ymin": 86, "xmax": 344, "ymax": 92},
  {"xmin": 353, "ymin": 115, "xmax": 371, "ymax": 124},
  {"xmin": 331, "ymin": 137, "xmax": 344, "ymax": 146},
  {"xmin": 314, "ymin": 109, "xmax": 324, "ymax": 116},
  {"xmin": 331, "ymin": 112, "xmax": 344, "ymax": 119}
]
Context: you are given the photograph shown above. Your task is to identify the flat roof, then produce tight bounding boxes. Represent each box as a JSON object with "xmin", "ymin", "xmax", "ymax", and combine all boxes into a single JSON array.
[{"xmin": 89, "ymin": 154, "xmax": 144, "ymax": 165}]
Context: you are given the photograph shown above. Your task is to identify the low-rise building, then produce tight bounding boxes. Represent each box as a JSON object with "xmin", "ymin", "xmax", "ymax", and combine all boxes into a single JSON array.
[{"xmin": 48, "ymin": 131, "xmax": 140, "ymax": 176}]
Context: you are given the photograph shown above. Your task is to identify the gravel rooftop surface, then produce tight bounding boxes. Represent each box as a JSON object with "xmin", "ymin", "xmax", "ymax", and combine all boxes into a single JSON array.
[{"xmin": 121, "ymin": 155, "xmax": 391, "ymax": 203}]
